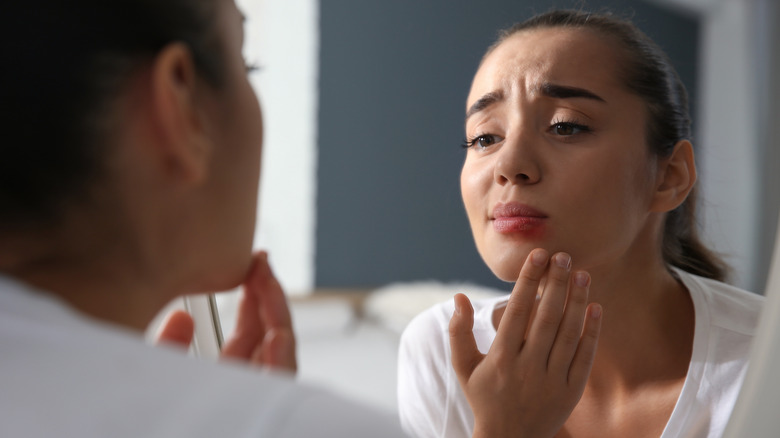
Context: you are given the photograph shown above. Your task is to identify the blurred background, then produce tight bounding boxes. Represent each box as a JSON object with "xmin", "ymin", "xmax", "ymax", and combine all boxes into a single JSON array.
[
  {"xmin": 204, "ymin": 0, "xmax": 779, "ymax": 416},
  {"xmin": 243, "ymin": 0, "xmax": 779, "ymax": 295}
]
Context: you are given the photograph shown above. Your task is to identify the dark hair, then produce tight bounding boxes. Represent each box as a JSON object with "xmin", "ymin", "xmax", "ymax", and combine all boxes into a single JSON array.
[
  {"xmin": 0, "ymin": 0, "xmax": 223, "ymax": 232},
  {"xmin": 489, "ymin": 10, "xmax": 728, "ymax": 281}
]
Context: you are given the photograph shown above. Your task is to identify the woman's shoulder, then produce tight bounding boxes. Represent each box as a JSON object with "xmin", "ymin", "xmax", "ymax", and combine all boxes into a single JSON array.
[{"xmin": 675, "ymin": 268, "xmax": 764, "ymax": 336}]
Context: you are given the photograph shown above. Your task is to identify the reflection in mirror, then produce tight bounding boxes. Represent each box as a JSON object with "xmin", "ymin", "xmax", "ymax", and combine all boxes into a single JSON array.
[{"xmin": 205, "ymin": 0, "xmax": 779, "ymax": 418}]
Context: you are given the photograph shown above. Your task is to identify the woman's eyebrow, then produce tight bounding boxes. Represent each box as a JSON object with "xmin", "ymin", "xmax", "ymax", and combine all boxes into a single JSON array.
[
  {"xmin": 540, "ymin": 82, "xmax": 606, "ymax": 103},
  {"xmin": 465, "ymin": 90, "xmax": 504, "ymax": 122}
]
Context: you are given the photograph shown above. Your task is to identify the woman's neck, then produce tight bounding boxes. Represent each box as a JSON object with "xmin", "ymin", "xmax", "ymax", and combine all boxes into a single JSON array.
[
  {"xmin": 583, "ymin": 248, "xmax": 695, "ymax": 394},
  {"xmin": 0, "ymin": 217, "xmax": 176, "ymax": 332}
]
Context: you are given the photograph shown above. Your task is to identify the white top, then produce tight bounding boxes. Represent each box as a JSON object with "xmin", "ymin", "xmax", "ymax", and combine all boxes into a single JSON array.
[
  {"xmin": 398, "ymin": 269, "xmax": 765, "ymax": 438},
  {"xmin": 0, "ymin": 275, "xmax": 407, "ymax": 438}
]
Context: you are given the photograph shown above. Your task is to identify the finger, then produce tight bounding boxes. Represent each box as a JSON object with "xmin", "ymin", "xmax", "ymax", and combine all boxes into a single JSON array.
[
  {"xmin": 155, "ymin": 310, "xmax": 195, "ymax": 350},
  {"xmin": 548, "ymin": 270, "xmax": 590, "ymax": 376},
  {"xmin": 449, "ymin": 293, "xmax": 483, "ymax": 384},
  {"xmin": 246, "ymin": 252, "xmax": 297, "ymax": 370},
  {"xmin": 222, "ymin": 251, "xmax": 298, "ymax": 370},
  {"xmin": 221, "ymin": 289, "xmax": 263, "ymax": 358},
  {"xmin": 523, "ymin": 252, "xmax": 572, "ymax": 363},
  {"xmin": 253, "ymin": 252, "xmax": 294, "ymax": 338},
  {"xmin": 252, "ymin": 328, "xmax": 297, "ymax": 372},
  {"xmin": 568, "ymin": 303, "xmax": 602, "ymax": 387},
  {"xmin": 493, "ymin": 248, "xmax": 549, "ymax": 355},
  {"xmin": 221, "ymin": 253, "xmax": 266, "ymax": 359}
]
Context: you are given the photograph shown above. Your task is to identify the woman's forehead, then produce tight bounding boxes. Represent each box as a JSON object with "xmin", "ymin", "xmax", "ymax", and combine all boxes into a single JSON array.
[{"xmin": 468, "ymin": 27, "xmax": 624, "ymax": 105}]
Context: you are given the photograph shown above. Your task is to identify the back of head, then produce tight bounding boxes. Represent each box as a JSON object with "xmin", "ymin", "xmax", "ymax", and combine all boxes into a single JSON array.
[
  {"xmin": 0, "ymin": 0, "xmax": 222, "ymax": 234},
  {"xmin": 490, "ymin": 9, "xmax": 729, "ymax": 281}
]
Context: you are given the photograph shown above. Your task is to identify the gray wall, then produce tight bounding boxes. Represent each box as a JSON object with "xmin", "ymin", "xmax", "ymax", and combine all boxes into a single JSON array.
[{"xmin": 315, "ymin": 0, "xmax": 700, "ymax": 289}]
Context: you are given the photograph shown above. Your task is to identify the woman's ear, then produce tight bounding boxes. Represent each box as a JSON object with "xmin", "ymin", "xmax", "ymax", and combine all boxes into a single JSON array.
[
  {"xmin": 650, "ymin": 140, "xmax": 697, "ymax": 213},
  {"xmin": 146, "ymin": 42, "xmax": 212, "ymax": 184}
]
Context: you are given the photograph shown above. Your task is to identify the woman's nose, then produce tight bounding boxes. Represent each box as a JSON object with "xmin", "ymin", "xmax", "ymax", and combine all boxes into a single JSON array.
[{"xmin": 493, "ymin": 134, "xmax": 541, "ymax": 185}]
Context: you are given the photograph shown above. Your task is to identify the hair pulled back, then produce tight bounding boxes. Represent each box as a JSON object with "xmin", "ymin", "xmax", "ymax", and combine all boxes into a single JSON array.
[
  {"xmin": 491, "ymin": 10, "xmax": 728, "ymax": 281},
  {"xmin": 0, "ymin": 0, "xmax": 223, "ymax": 232}
]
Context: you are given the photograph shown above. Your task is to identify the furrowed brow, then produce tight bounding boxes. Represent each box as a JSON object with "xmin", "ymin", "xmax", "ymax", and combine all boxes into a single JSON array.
[
  {"xmin": 465, "ymin": 91, "xmax": 504, "ymax": 122},
  {"xmin": 540, "ymin": 83, "xmax": 606, "ymax": 103}
]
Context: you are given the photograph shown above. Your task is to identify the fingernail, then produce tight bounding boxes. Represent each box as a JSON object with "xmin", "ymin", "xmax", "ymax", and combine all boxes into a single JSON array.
[
  {"xmin": 554, "ymin": 253, "xmax": 571, "ymax": 270},
  {"xmin": 574, "ymin": 271, "xmax": 590, "ymax": 288},
  {"xmin": 531, "ymin": 249, "xmax": 547, "ymax": 266},
  {"xmin": 591, "ymin": 305, "xmax": 602, "ymax": 319}
]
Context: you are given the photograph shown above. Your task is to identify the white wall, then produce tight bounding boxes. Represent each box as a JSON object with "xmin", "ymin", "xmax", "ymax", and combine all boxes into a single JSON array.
[{"xmin": 237, "ymin": 0, "xmax": 319, "ymax": 295}]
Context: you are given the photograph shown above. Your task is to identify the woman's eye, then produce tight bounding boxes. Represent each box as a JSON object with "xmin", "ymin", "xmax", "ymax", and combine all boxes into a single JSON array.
[
  {"xmin": 550, "ymin": 122, "xmax": 590, "ymax": 136},
  {"xmin": 463, "ymin": 134, "xmax": 501, "ymax": 150},
  {"xmin": 476, "ymin": 135, "xmax": 497, "ymax": 148}
]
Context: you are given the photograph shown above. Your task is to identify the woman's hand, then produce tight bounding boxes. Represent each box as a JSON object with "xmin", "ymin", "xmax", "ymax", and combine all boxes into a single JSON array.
[
  {"xmin": 221, "ymin": 251, "xmax": 297, "ymax": 371},
  {"xmin": 449, "ymin": 249, "xmax": 602, "ymax": 438},
  {"xmin": 156, "ymin": 251, "xmax": 297, "ymax": 373}
]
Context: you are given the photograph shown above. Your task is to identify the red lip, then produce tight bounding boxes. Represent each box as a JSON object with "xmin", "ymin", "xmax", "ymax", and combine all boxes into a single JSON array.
[
  {"xmin": 491, "ymin": 202, "xmax": 548, "ymax": 235},
  {"xmin": 492, "ymin": 203, "xmax": 547, "ymax": 219}
]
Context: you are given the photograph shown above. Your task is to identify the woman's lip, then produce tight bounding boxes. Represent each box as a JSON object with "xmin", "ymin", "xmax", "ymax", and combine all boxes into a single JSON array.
[
  {"xmin": 491, "ymin": 202, "xmax": 548, "ymax": 219},
  {"xmin": 493, "ymin": 216, "xmax": 546, "ymax": 233},
  {"xmin": 491, "ymin": 202, "xmax": 548, "ymax": 235}
]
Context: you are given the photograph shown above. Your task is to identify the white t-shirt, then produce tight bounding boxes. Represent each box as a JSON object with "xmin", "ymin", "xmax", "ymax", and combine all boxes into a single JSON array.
[
  {"xmin": 397, "ymin": 269, "xmax": 764, "ymax": 438},
  {"xmin": 0, "ymin": 275, "xmax": 407, "ymax": 438}
]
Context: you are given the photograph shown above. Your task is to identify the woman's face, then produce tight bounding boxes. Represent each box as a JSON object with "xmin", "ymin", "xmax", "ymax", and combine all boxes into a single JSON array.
[
  {"xmin": 195, "ymin": 0, "xmax": 263, "ymax": 289},
  {"xmin": 461, "ymin": 27, "xmax": 658, "ymax": 281}
]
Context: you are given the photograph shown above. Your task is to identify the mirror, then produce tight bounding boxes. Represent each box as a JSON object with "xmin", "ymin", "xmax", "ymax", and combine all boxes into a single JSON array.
[{"xmin": 199, "ymin": 0, "xmax": 780, "ymax": 416}]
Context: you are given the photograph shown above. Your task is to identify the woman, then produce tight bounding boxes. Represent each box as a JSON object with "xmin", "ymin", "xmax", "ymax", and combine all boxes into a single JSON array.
[
  {"xmin": 397, "ymin": 10, "xmax": 764, "ymax": 438},
  {"xmin": 0, "ymin": 1, "xmax": 405, "ymax": 436}
]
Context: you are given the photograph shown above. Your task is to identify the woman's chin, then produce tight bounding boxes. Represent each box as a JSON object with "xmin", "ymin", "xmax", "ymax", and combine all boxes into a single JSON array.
[
  {"xmin": 480, "ymin": 245, "xmax": 536, "ymax": 283},
  {"xmin": 189, "ymin": 254, "xmax": 253, "ymax": 294},
  {"xmin": 486, "ymin": 255, "xmax": 531, "ymax": 283}
]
